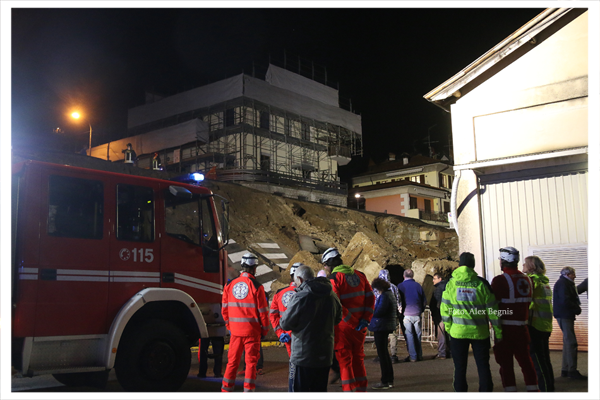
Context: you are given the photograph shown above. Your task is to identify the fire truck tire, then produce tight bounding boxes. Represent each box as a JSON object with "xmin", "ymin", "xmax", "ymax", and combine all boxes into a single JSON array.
[
  {"xmin": 52, "ymin": 370, "xmax": 109, "ymax": 389},
  {"xmin": 115, "ymin": 319, "xmax": 191, "ymax": 392}
]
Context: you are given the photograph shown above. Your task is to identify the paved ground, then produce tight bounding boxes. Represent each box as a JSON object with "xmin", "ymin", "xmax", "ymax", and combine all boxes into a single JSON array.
[{"xmin": 12, "ymin": 339, "xmax": 589, "ymax": 393}]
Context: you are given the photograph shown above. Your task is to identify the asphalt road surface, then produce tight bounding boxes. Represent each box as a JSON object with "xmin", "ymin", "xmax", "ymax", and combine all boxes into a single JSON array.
[{"xmin": 12, "ymin": 340, "xmax": 589, "ymax": 393}]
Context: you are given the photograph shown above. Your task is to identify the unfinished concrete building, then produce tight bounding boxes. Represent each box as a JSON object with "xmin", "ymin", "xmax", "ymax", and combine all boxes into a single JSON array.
[{"xmin": 92, "ymin": 63, "xmax": 362, "ymax": 206}]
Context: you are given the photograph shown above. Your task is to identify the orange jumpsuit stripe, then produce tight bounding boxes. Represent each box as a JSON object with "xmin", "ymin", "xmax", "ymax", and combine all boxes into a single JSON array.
[
  {"xmin": 330, "ymin": 268, "xmax": 374, "ymax": 392},
  {"xmin": 221, "ymin": 272, "xmax": 269, "ymax": 392}
]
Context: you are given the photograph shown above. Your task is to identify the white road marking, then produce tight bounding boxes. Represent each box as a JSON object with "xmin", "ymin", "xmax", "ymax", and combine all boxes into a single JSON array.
[
  {"xmin": 255, "ymin": 264, "xmax": 273, "ymax": 276},
  {"xmin": 254, "ymin": 243, "xmax": 280, "ymax": 249}
]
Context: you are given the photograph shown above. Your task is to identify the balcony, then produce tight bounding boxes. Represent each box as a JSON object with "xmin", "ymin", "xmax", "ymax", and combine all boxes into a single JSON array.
[
  {"xmin": 406, "ymin": 209, "xmax": 449, "ymax": 225},
  {"xmin": 327, "ymin": 145, "xmax": 351, "ymax": 166},
  {"xmin": 419, "ymin": 210, "xmax": 449, "ymax": 223}
]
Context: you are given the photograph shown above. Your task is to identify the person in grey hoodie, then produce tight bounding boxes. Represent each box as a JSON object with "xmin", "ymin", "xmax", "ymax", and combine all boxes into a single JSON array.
[{"xmin": 280, "ymin": 265, "xmax": 342, "ymax": 392}]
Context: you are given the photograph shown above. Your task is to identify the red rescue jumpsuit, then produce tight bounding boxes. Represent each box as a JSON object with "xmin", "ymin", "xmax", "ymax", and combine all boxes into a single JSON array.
[
  {"xmin": 269, "ymin": 282, "xmax": 296, "ymax": 357},
  {"xmin": 492, "ymin": 268, "xmax": 539, "ymax": 392},
  {"xmin": 330, "ymin": 267, "xmax": 375, "ymax": 392},
  {"xmin": 221, "ymin": 272, "xmax": 270, "ymax": 392}
]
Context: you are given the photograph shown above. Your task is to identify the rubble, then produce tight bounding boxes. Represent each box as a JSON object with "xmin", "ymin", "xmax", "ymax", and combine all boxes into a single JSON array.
[
  {"xmin": 205, "ymin": 180, "xmax": 460, "ymax": 295},
  {"xmin": 410, "ymin": 258, "xmax": 459, "ymax": 304}
]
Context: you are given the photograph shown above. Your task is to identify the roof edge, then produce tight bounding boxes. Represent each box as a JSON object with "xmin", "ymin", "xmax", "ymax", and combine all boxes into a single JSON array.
[{"xmin": 423, "ymin": 8, "xmax": 577, "ymax": 110}]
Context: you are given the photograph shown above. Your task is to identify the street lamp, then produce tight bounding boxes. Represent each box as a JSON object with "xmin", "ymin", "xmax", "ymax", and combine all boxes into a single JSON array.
[
  {"xmin": 355, "ymin": 193, "xmax": 361, "ymax": 210},
  {"xmin": 71, "ymin": 111, "xmax": 92, "ymax": 156}
]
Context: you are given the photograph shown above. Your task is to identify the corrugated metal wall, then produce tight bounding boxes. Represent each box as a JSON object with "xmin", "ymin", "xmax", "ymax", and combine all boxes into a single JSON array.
[{"xmin": 479, "ymin": 166, "xmax": 588, "ymax": 350}]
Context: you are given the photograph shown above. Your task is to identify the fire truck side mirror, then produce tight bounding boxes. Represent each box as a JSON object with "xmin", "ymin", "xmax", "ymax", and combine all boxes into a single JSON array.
[{"xmin": 169, "ymin": 185, "xmax": 193, "ymax": 199}]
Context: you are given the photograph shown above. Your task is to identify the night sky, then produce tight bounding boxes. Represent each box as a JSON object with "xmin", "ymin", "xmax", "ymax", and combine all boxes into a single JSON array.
[{"xmin": 11, "ymin": 6, "xmax": 544, "ymax": 173}]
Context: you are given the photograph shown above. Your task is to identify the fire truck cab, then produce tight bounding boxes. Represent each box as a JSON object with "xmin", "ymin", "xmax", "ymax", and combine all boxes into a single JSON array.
[{"xmin": 11, "ymin": 160, "xmax": 229, "ymax": 391}]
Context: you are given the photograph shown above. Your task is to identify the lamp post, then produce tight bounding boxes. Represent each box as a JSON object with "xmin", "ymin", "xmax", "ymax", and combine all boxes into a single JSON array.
[
  {"xmin": 71, "ymin": 111, "xmax": 92, "ymax": 156},
  {"xmin": 355, "ymin": 193, "xmax": 361, "ymax": 210}
]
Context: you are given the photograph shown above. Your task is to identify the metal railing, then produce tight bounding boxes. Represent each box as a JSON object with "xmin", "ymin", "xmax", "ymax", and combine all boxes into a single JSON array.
[
  {"xmin": 368, "ymin": 307, "xmax": 438, "ymax": 348},
  {"xmin": 419, "ymin": 210, "xmax": 449, "ymax": 223},
  {"xmin": 327, "ymin": 145, "xmax": 351, "ymax": 158},
  {"xmin": 216, "ymin": 168, "xmax": 348, "ymax": 195}
]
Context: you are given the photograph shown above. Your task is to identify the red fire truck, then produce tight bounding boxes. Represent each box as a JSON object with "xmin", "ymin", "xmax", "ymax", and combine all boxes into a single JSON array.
[{"xmin": 11, "ymin": 159, "xmax": 229, "ymax": 391}]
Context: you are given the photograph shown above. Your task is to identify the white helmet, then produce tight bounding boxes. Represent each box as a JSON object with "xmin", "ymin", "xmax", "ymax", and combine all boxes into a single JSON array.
[
  {"xmin": 499, "ymin": 247, "xmax": 520, "ymax": 263},
  {"xmin": 321, "ymin": 247, "xmax": 340, "ymax": 264},
  {"xmin": 290, "ymin": 262, "xmax": 303, "ymax": 277},
  {"xmin": 241, "ymin": 252, "xmax": 259, "ymax": 267}
]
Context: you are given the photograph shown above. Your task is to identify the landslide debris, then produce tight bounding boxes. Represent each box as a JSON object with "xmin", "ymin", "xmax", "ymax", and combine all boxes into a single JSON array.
[{"xmin": 203, "ymin": 180, "xmax": 459, "ymax": 291}]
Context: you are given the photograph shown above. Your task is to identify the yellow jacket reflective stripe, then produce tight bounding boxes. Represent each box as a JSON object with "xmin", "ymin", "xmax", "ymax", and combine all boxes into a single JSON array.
[
  {"xmin": 440, "ymin": 266, "xmax": 502, "ymax": 340},
  {"xmin": 528, "ymin": 273, "xmax": 553, "ymax": 333}
]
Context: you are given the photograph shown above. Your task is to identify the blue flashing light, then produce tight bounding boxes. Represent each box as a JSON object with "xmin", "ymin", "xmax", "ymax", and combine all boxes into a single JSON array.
[{"xmin": 191, "ymin": 172, "xmax": 205, "ymax": 182}]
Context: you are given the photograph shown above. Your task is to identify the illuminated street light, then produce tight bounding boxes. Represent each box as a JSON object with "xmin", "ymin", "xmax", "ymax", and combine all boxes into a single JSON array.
[
  {"xmin": 70, "ymin": 111, "xmax": 92, "ymax": 156},
  {"xmin": 355, "ymin": 193, "xmax": 361, "ymax": 210}
]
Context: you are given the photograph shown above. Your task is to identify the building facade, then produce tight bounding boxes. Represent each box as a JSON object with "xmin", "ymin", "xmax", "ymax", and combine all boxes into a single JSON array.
[
  {"xmin": 351, "ymin": 154, "xmax": 454, "ymax": 226},
  {"xmin": 424, "ymin": 8, "xmax": 589, "ymax": 349},
  {"xmin": 91, "ymin": 64, "xmax": 362, "ymax": 206}
]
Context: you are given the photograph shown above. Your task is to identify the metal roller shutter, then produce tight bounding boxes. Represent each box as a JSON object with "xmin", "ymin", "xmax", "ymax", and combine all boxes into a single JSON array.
[{"xmin": 531, "ymin": 245, "xmax": 588, "ymax": 351}]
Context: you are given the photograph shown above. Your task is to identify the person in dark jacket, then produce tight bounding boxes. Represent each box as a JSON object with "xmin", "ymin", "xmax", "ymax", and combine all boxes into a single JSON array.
[
  {"xmin": 431, "ymin": 272, "xmax": 451, "ymax": 359},
  {"xmin": 280, "ymin": 265, "xmax": 342, "ymax": 392},
  {"xmin": 372, "ymin": 269, "xmax": 405, "ymax": 364},
  {"xmin": 369, "ymin": 278, "xmax": 398, "ymax": 389},
  {"xmin": 577, "ymin": 278, "xmax": 588, "ymax": 296},
  {"xmin": 553, "ymin": 266, "xmax": 586, "ymax": 380},
  {"xmin": 397, "ymin": 269, "xmax": 426, "ymax": 362}
]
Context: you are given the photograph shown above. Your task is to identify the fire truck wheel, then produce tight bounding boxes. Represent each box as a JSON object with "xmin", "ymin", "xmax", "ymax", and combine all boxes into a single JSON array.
[{"xmin": 115, "ymin": 319, "xmax": 191, "ymax": 392}]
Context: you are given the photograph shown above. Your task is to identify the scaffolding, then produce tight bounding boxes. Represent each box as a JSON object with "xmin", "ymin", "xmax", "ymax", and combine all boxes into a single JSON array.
[
  {"xmin": 134, "ymin": 94, "xmax": 360, "ymax": 195},
  {"xmin": 128, "ymin": 63, "xmax": 362, "ymax": 201}
]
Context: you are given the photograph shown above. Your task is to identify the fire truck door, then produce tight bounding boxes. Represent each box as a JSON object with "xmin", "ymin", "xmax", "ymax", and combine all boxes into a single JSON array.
[
  {"xmin": 35, "ymin": 171, "xmax": 110, "ymax": 336},
  {"xmin": 107, "ymin": 182, "xmax": 161, "ymax": 323},
  {"xmin": 160, "ymin": 189, "xmax": 223, "ymax": 305}
]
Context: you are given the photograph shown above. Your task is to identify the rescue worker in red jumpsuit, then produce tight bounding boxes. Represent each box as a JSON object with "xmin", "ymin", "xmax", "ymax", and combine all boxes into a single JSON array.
[
  {"xmin": 270, "ymin": 262, "xmax": 301, "ymax": 357},
  {"xmin": 221, "ymin": 253, "xmax": 270, "ymax": 392},
  {"xmin": 491, "ymin": 247, "xmax": 539, "ymax": 392},
  {"xmin": 322, "ymin": 247, "xmax": 375, "ymax": 392}
]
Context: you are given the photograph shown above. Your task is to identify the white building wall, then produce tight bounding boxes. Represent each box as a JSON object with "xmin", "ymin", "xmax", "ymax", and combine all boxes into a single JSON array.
[{"xmin": 448, "ymin": 12, "xmax": 588, "ymax": 278}]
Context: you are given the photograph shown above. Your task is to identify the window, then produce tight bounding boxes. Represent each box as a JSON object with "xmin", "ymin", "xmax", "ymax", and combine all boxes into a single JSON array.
[
  {"xmin": 201, "ymin": 197, "xmax": 219, "ymax": 273},
  {"xmin": 409, "ymin": 196, "xmax": 418, "ymax": 209},
  {"xmin": 284, "ymin": 119, "xmax": 293, "ymax": 136},
  {"xmin": 443, "ymin": 201, "xmax": 450, "ymax": 213},
  {"xmin": 225, "ymin": 155, "xmax": 236, "ymax": 168},
  {"xmin": 439, "ymin": 174, "xmax": 453, "ymax": 189},
  {"xmin": 260, "ymin": 154, "xmax": 270, "ymax": 171},
  {"xmin": 301, "ymin": 122, "xmax": 310, "ymax": 140},
  {"xmin": 225, "ymin": 108, "xmax": 235, "ymax": 127},
  {"xmin": 260, "ymin": 111, "xmax": 270, "ymax": 129},
  {"xmin": 165, "ymin": 192, "xmax": 200, "ymax": 246},
  {"xmin": 200, "ymin": 198, "xmax": 217, "ymax": 249},
  {"xmin": 117, "ymin": 184, "xmax": 154, "ymax": 242},
  {"xmin": 424, "ymin": 199, "xmax": 432, "ymax": 213},
  {"xmin": 48, "ymin": 175, "xmax": 104, "ymax": 239},
  {"xmin": 419, "ymin": 174, "xmax": 425, "ymax": 184}
]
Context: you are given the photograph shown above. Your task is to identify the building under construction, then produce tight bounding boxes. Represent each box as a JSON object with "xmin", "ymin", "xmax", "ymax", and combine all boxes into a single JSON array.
[{"xmin": 91, "ymin": 62, "xmax": 362, "ymax": 206}]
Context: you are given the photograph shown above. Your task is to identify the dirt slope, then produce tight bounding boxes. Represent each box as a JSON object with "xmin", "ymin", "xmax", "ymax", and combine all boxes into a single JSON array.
[{"xmin": 203, "ymin": 180, "xmax": 458, "ymax": 278}]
